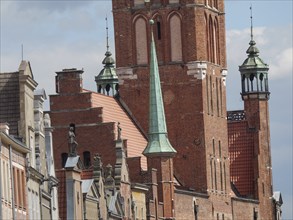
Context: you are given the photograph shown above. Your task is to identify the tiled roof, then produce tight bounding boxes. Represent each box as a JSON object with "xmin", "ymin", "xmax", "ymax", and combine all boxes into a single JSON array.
[
  {"xmin": 86, "ymin": 90, "xmax": 147, "ymax": 170},
  {"xmin": 228, "ymin": 120, "xmax": 254, "ymax": 197}
]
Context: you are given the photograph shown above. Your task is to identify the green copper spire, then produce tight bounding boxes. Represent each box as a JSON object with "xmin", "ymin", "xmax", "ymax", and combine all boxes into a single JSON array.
[{"xmin": 143, "ymin": 20, "xmax": 176, "ymax": 157}]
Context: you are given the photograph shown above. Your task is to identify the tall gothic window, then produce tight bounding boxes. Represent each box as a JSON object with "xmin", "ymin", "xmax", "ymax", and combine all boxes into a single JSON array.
[
  {"xmin": 215, "ymin": 17, "xmax": 220, "ymax": 64},
  {"xmin": 170, "ymin": 14, "xmax": 182, "ymax": 61},
  {"xmin": 135, "ymin": 17, "xmax": 148, "ymax": 65},
  {"xmin": 208, "ymin": 17, "xmax": 214, "ymax": 63}
]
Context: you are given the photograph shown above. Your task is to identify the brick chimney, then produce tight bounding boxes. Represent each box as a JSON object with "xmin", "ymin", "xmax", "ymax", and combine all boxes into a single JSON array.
[{"xmin": 55, "ymin": 68, "xmax": 83, "ymax": 94}]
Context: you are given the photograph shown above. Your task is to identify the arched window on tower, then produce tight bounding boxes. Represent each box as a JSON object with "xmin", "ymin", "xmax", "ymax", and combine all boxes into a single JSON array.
[
  {"xmin": 209, "ymin": 17, "xmax": 214, "ymax": 63},
  {"xmin": 249, "ymin": 74, "xmax": 258, "ymax": 92},
  {"xmin": 214, "ymin": 18, "xmax": 220, "ymax": 64},
  {"xmin": 170, "ymin": 14, "xmax": 183, "ymax": 62},
  {"xmin": 205, "ymin": 14, "xmax": 209, "ymax": 61},
  {"xmin": 83, "ymin": 151, "xmax": 91, "ymax": 168},
  {"xmin": 135, "ymin": 17, "xmax": 148, "ymax": 65},
  {"xmin": 213, "ymin": 20, "xmax": 218, "ymax": 64},
  {"xmin": 157, "ymin": 20, "xmax": 162, "ymax": 40}
]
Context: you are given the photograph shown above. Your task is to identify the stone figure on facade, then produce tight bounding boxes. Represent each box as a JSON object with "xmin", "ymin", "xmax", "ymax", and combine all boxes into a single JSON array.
[
  {"xmin": 117, "ymin": 122, "xmax": 122, "ymax": 141},
  {"xmin": 68, "ymin": 125, "xmax": 78, "ymax": 156}
]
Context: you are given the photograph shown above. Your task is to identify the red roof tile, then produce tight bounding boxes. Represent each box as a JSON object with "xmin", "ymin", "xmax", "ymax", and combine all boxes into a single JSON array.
[
  {"xmin": 84, "ymin": 89, "xmax": 147, "ymax": 170},
  {"xmin": 228, "ymin": 120, "xmax": 254, "ymax": 197}
]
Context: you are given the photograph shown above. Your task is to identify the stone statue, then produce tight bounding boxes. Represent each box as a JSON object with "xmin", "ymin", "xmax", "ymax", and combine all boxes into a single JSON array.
[
  {"xmin": 68, "ymin": 126, "xmax": 78, "ymax": 156},
  {"xmin": 117, "ymin": 122, "xmax": 122, "ymax": 141}
]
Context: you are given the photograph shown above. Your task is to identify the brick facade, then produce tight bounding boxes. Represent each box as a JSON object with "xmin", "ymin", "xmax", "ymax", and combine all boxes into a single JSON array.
[
  {"xmin": 111, "ymin": 0, "xmax": 277, "ymax": 219},
  {"xmin": 113, "ymin": 0, "xmax": 232, "ymax": 211}
]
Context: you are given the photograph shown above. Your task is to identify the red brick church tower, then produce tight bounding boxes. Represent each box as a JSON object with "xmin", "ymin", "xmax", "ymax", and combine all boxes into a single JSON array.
[{"xmin": 112, "ymin": 0, "xmax": 233, "ymax": 216}]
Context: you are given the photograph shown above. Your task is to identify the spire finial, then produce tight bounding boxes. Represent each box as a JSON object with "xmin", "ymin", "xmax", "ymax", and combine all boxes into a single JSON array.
[
  {"xmin": 250, "ymin": 4, "xmax": 253, "ymax": 41},
  {"xmin": 106, "ymin": 15, "xmax": 109, "ymax": 52}
]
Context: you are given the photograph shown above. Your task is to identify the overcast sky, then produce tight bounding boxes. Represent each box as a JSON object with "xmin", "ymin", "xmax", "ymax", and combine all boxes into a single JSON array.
[{"xmin": 0, "ymin": 1, "xmax": 292, "ymax": 219}]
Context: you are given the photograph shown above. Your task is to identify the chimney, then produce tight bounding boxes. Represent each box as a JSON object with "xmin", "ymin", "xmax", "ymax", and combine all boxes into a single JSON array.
[
  {"xmin": 55, "ymin": 68, "xmax": 83, "ymax": 94},
  {"xmin": 0, "ymin": 123, "xmax": 10, "ymax": 135}
]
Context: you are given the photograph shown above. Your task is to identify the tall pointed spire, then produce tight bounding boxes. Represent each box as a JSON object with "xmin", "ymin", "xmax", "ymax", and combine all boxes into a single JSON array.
[
  {"xmin": 143, "ymin": 20, "xmax": 176, "ymax": 157},
  {"xmin": 95, "ymin": 16, "xmax": 119, "ymax": 96}
]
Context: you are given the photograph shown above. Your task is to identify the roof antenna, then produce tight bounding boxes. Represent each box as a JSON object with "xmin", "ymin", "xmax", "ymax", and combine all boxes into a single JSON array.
[
  {"xmin": 105, "ymin": 15, "xmax": 109, "ymax": 52},
  {"xmin": 250, "ymin": 4, "xmax": 253, "ymax": 41}
]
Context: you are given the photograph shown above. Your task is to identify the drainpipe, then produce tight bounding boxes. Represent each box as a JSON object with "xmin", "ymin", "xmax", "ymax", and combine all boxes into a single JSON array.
[
  {"xmin": 0, "ymin": 140, "xmax": 3, "ymax": 219},
  {"xmin": 9, "ymin": 145, "xmax": 16, "ymax": 220}
]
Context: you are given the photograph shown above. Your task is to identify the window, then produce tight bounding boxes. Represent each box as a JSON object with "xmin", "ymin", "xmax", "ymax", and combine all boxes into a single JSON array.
[
  {"xmin": 170, "ymin": 14, "xmax": 182, "ymax": 61},
  {"xmin": 83, "ymin": 151, "xmax": 91, "ymax": 168},
  {"xmin": 157, "ymin": 21, "xmax": 161, "ymax": 40},
  {"xmin": 61, "ymin": 153, "xmax": 68, "ymax": 168},
  {"xmin": 135, "ymin": 17, "xmax": 148, "ymax": 65}
]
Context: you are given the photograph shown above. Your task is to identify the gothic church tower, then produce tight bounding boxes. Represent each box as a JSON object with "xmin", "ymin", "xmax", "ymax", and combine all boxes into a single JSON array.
[{"xmin": 112, "ymin": 0, "xmax": 231, "ymax": 206}]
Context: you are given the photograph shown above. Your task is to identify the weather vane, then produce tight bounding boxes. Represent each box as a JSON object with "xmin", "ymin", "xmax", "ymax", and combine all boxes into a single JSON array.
[
  {"xmin": 250, "ymin": 5, "xmax": 254, "ymax": 41},
  {"xmin": 106, "ymin": 15, "xmax": 109, "ymax": 52}
]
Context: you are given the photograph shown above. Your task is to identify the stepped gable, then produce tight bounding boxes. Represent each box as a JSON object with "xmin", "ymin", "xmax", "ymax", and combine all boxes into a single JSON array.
[{"xmin": 84, "ymin": 89, "xmax": 147, "ymax": 170}]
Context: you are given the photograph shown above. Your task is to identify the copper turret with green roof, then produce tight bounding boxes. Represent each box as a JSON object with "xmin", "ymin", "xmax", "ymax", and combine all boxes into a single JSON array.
[
  {"xmin": 143, "ymin": 19, "xmax": 176, "ymax": 157},
  {"xmin": 239, "ymin": 9, "xmax": 270, "ymax": 100},
  {"xmin": 95, "ymin": 17, "xmax": 119, "ymax": 96}
]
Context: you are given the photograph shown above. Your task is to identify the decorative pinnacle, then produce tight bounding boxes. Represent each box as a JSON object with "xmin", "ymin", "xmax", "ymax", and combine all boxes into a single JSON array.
[{"xmin": 250, "ymin": 5, "xmax": 254, "ymax": 42}]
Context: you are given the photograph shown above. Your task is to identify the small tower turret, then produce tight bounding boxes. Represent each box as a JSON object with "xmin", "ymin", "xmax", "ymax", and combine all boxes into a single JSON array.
[
  {"xmin": 238, "ymin": 7, "xmax": 275, "ymax": 219},
  {"xmin": 240, "ymin": 7, "xmax": 270, "ymax": 100},
  {"xmin": 95, "ymin": 17, "xmax": 119, "ymax": 96}
]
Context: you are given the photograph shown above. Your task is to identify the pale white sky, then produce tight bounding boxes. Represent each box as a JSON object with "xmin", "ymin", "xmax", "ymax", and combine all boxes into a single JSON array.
[{"xmin": 0, "ymin": 1, "xmax": 292, "ymax": 218}]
